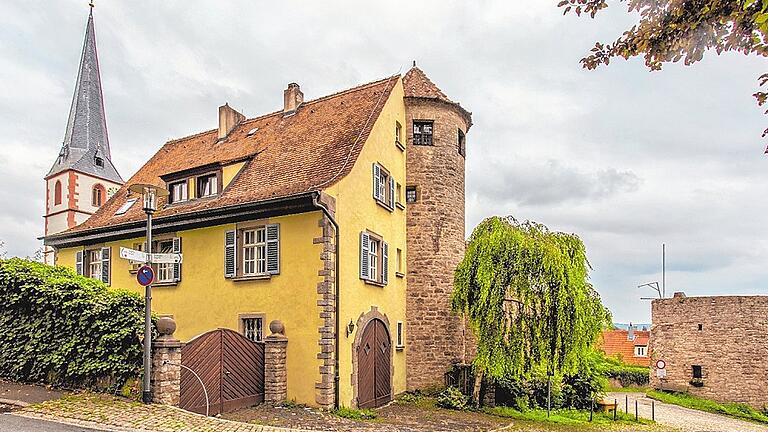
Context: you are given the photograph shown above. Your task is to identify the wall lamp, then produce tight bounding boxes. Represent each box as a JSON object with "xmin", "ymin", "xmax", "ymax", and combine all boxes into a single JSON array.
[{"xmin": 346, "ymin": 319, "xmax": 355, "ymax": 337}]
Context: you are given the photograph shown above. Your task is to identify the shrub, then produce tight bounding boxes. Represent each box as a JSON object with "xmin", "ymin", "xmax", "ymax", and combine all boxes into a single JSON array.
[
  {"xmin": 0, "ymin": 259, "xmax": 144, "ymax": 391},
  {"xmin": 599, "ymin": 356, "xmax": 649, "ymax": 387},
  {"xmin": 436, "ymin": 386, "xmax": 470, "ymax": 410}
]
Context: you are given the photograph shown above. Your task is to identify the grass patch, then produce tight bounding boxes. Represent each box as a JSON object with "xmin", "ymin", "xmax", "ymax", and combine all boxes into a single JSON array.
[
  {"xmin": 332, "ymin": 406, "xmax": 377, "ymax": 420},
  {"xmin": 608, "ymin": 386, "xmax": 651, "ymax": 393},
  {"xmin": 647, "ymin": 390, "xmax": 768, "ymax": 424},
  {"xmin": 487, "ymin": 406, "xmax": 655, "ymax": 427}
]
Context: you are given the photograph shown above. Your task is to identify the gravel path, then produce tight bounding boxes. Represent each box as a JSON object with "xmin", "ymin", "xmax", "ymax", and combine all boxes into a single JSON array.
[{"xmin": 607, "ymin": 392, "xmax": 768, "ymax": 432}]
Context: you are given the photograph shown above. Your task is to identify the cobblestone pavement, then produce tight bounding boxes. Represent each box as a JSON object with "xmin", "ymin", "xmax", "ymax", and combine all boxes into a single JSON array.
[
  {"xmin": 608, "ymin": 392, "xmax": 768, "ymax": 432},
  {"xmin": 18, "ymin": 394, "xmax": 306, "ymax": 432}
]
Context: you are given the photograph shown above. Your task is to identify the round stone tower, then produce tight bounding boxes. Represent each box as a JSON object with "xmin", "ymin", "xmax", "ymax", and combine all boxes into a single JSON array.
[{"xmin": 402, "ymin": 65, "xmax": 473, "ymax": 390}]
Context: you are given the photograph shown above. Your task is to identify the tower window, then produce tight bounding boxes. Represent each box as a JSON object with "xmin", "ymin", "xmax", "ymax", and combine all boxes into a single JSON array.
[
  {"xmin": 94, "ymin": 156, "xmax": 104, "ymax": 167},
  {"xmin": 92, "ymin": 184, "xmax": 105, "ymax": 207},
  {"xmin": 458, "ymin": 129, "xmax": 466, "ymax": 157},
  {"xmin": 405, "ymin": 186, "xmax": 418, "ymax": 203},
  {"xmin": 54, "ymin": 180, "xmax": 62, "ymax": 205},
  {"xmin": 413, "ymin": 121, "xmax": 434, "ymax": 146}
]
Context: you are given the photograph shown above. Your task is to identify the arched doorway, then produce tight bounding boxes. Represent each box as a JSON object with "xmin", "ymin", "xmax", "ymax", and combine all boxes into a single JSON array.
[{"xmin": 357, "ymin": 318, "xmax": 392, "ymax": 408}]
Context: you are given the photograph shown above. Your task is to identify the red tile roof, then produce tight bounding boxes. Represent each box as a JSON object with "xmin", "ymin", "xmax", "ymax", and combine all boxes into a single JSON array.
[
  {"xmin": 599, "ymin": 329, "xmax": 651, "ymax": 366},
  {"xmin": 402, "ymin": 66, "xmax": 473, "ymax": 129},
  {"xmin": 55, "ymin": 75, "xmax": 400, "ymax": 236}
]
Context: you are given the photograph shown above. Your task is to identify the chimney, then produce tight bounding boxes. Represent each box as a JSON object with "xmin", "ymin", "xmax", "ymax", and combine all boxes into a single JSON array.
[
  {"xmin": 627, "ymin": 323, "xmax": 635, "ymax": 341},
  {"xmin": 283, "ymin": 83, "xmax": 304, "ymax": 116},
  {"xmin": 218, "ymin": 103, "xmax": 245, "ymax": 139}
]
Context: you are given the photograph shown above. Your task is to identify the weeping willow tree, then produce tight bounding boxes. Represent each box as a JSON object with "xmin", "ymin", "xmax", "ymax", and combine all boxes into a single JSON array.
[{"xmin": 452, "ymin": 216, "xmax": 610, "ymax": 403}]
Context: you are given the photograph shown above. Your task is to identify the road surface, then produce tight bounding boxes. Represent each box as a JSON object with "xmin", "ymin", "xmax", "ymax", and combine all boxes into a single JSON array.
[{"xmin": 608, "ymin": 392, "xmax": 768, "ymax": 432}]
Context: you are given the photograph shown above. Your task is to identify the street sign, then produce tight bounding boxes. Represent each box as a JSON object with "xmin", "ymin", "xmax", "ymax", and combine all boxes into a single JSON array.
[
  {"xmin": 120, "ymin": 247, "xmax": 148, "ymax": 263},
  {"xmin": 656, "ymin": 368, "xmax": 667, "ymax": 378},
  {"xmin": 137, "ymin": 265, "xmax": 154, "ymax": 287},
  {"xmin": 150, "ymin": 253, "xmax": 182, "ymax": 264},
  {"xmin": 655, "ymin": 359, "xmax": 666, "ymax": 370}
]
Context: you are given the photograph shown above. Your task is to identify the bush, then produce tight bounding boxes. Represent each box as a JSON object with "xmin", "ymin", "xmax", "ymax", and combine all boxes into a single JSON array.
[
  {"xmin": 0, "ymin": 259, "xmax": 144, "ymax": 390},
  {"xmin": 599, "ymin": 356, "xmax": 649, "ymax": 387},
  {"xmin": 437, "ymin": 386, "xmax": 470, "ymax": 410}
]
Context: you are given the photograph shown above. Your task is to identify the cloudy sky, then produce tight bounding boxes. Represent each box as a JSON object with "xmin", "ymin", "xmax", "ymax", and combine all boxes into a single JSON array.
[{"xmin": 1, "ymin": 1, "xmax": 766, "ymax": 323}]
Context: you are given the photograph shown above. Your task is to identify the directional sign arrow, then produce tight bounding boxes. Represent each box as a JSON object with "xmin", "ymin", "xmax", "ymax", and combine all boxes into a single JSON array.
[
  {"xmin": 120, "ymin": 247, "xmax": 148, "ymax": 263},
  {"xmin": 150, "ymin": 253, "xmax": 183, "ymax": 264}
]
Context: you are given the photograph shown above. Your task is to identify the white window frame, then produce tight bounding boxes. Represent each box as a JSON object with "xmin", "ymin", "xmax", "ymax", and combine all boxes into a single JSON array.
[
  {"xmin": 243, "ymin": 227, "xmax": 267, "ymax": 276},
  {"xmin": 170, "ymin": 181, "xmax": 188, "ymax": 203},
  {"xmin": 634, "ymin": 345, "xmax": 647, "ymax": 357},
  {"xmin": 155, "ymin": 239, "xmax": 175, "ymax": 283},
  {"xmin": 242, "ymin": 316, "xmax": 264, "ymax": 342},
  {"xmin": 396, "ymin": 321, "xmax": 404, "ymax": 349},
  {"xmin": 197, "ymin": 174, "xmax": 218, "ymax": 197},
  {"xmin": 88, "ymin": 249, "xmax": 102, "ymax": 279},
  {"xmin": 369, "ymin": 238, "xmax": 379, "ymax": 281}
]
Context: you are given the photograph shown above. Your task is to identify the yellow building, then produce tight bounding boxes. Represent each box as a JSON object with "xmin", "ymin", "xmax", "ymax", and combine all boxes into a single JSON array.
[{"xmin": 45, "ymin": 54, "xmax": 474, "ymax": 410}]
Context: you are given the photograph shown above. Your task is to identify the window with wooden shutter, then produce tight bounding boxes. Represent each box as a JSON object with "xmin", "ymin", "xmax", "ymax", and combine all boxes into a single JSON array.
[
  {"xmin": 225, "ymin": 230, "xmax": 237, "ymax": 278},
  {"xmin": 360, "ymin": 232, "xmax": 370, "ymax": 280},
  {"xmin": 100, "ymin": 247, "xmax": 110, "ymax": 285},
  {"xmin": 382, "ymin": 241, "xmax": 389, "ymax": 285},
  {"xmin": 266, "ymin": 224, "xmax": 280, "ymax": 275},
  {"xmin": 388, "ymin": 178, "xmax": 395, "ymax": 209},
  {"xmin": 372, "ymin": 163, "xmax": 395, "ymax": 211},
  {"xmin": 75, "ymin": 250, "xmax": 84, "ymax": 275},
  {"xmin": 172, "ymin": 237, "xmax": 182, "ymax": 282}
]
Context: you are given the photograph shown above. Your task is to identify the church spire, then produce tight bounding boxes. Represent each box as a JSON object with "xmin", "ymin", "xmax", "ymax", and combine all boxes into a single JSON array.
[{"xmin": 46, "ymin": 9, "xmax": 122, "ymax": 183}]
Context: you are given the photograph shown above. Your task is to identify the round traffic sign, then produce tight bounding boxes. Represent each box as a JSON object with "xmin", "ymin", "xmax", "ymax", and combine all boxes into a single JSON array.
[
  {"xmin": 137, "ymin": 265, "xmax": 154, "ymax": 286},
  {"xmin": 655, "ymin": 359, "xmax": 666, "ymax": 369}
]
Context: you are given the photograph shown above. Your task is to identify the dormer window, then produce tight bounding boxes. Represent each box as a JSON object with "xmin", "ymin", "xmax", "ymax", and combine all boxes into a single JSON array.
[
  {"xmin": 94, "ymin": 156, "xmax": 104, "ymax": 167},
  {"xmin": 169, "ymin": 181, "xmax": 188, "ymax": 204},
  {"xmin": 197, "ymin": 173, "xmax": 218, "ymax": 197}
]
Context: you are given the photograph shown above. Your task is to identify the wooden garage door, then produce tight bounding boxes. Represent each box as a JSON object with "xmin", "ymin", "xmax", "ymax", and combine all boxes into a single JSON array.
[
  {"xmin": 357, "ymin": 318, "xmax": 392, "ymax": 408},
  {"xmin": 180, "ymin": 328, "xmax": 265, "ymax": 415}
]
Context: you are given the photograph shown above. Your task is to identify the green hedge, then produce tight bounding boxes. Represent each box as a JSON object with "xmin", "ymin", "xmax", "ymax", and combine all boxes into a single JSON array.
[
  {"xmin": 599, "ymin": 356, "xmax": 649, "ymax": 387},
  {"xmin": 0, "ymin": 258, "xmax": 144, "ymax": 390}
]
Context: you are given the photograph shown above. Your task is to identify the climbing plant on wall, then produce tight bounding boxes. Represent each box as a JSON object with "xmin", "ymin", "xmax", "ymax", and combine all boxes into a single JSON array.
[{"xmin": 452, "ymin": 216, "xmax": 611, "ymax": 402}]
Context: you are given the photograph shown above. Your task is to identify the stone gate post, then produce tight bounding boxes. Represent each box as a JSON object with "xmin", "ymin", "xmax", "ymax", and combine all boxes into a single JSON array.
[
  {"xmin": 264, "ymin": 320, "xmax": 288, "ymax": 404},
  {"xmin": 151, "ymin": 317, "xmax": 182, "ymax": 406}
]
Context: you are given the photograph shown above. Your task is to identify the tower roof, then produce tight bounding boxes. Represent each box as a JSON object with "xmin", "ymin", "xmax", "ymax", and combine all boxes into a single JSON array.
[
  {"xmin": 403, "ymin": 65, "xmax": 473, "ymax": 129},
  {"xmin": 47, "ymin": 10, "xmax": 123, "ymax": 183}
]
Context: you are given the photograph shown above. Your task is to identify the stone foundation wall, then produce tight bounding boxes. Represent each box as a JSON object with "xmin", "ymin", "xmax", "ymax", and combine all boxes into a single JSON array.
[{"xmin": 650, "ymin": 294, "xmax": 768, "ymax": 409}]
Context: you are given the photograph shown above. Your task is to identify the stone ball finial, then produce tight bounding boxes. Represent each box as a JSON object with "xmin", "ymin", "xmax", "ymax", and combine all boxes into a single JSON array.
[
  {"xmin": 269, "ymin": 320, "xmax": 285, "ymax": 335},
  {"xmin": 156, "ymin": 316, "xmax": 177, "ymax": 337}
]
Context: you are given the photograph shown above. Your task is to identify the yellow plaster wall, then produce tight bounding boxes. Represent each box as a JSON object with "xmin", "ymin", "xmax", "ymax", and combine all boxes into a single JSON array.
[
  {"xmin": 57, "ymin": 211, "xmax": 324, "ymax": 405},
  {"xmin": 325, "ymin": 78, "xmax": 408, "ymax": 407},
  {"xmin": 222, "ymin": 161, "xmax": 246, "ymax": 189}
]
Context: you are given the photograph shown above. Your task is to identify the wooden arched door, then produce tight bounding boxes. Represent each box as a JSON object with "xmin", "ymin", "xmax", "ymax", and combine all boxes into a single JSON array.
[{"xmin": 357, "ymin": 318, "xmax": 392, "ymax": 408}]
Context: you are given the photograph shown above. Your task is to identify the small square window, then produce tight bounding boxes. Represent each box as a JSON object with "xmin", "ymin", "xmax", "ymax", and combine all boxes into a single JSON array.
[
  {"xmin": 692, "ymin": 365, "xmax": 702, "ymax": 379},
  {"xmin": 413, "ymin": 121, "xmax": 434, "ymax": 146},
  {"xmin": 634, "ymin": 345, "xmax": 647, "ymax": 357},
  {"xmin": 241, "ymin": 317, "xmax": 263, "ymax": 342},
  {"xmin": 405, "ymin": 186, "xmax": 417, "ymax": 203},
  {"xmin": 697, "ymin": 324, "xmax": 703, "ymax": 331},
  {"xmin": 94, "ymin": 156, "xmax": 104, "ymax": 167}
]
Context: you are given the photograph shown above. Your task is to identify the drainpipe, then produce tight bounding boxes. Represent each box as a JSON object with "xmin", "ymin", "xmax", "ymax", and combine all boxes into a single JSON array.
[{"xmin": 312, "ymin": 193, "xmax": 340, "ymax": 409}]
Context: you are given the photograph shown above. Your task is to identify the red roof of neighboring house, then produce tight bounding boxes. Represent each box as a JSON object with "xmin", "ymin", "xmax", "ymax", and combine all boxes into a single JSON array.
[{"xmin": 599, "ymin": 329, "xmax": 651, "ymax": 366}]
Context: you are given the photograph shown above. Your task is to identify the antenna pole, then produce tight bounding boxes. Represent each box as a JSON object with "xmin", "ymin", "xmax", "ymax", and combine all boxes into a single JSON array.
[{"xmin": 662, "ymin": 243, "xmax": 666, "ymax": 298}]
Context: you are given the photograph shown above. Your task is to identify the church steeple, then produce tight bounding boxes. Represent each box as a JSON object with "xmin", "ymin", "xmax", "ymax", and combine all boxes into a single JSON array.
[{"xmin": 46, "ymin": 9, "xmax": 122, "ymax": 184}]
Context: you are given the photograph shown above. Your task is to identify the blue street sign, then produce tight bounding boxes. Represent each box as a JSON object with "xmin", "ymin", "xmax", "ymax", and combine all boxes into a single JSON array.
[{"xmin": 137, "ymin": 265, "xmax": 154, "ymax": 287}]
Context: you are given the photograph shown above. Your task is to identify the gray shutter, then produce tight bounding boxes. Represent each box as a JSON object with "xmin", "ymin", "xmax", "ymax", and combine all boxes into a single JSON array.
[
  {"xmin": 382, "ymin": 241, "xmax": 389, "ymax": 285},
  {"xmin": 100, "ymin": 247, "xmax": 110, "ymax": 285},
  {"xmin": 266, "ymin": 224, "xmax": 280, "ymax": 275},
  {"xmin": 75, "ymin": 250, "xmax": 84, "ymax": 275},
  {"xmin": 388, "ymin": 177, "xmax": 395, "ymax": 209},
  {"xmin": 372, "ymin": 164, "xmax": 381, "ymax": 200},
  {"xmin": 225, "ymin": 230, "xmax": 236, "ymax": 278},
  {"xmin": 172, "ymin": 237, "xmax": 182, "ymax": 282},
  {"xmin": 360, "ymin": 232, "xmax": 370, "ymax": 280}
]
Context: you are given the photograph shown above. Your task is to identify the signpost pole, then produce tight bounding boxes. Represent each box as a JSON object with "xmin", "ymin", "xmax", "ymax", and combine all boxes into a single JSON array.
[{"xmin": 142, "ymin": 204, "xmax": 154, "ymax": 404}]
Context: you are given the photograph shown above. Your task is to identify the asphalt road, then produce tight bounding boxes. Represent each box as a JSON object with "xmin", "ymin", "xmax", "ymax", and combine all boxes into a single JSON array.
[
  {"xmin": 0, "ymin": 413, "xmax": 107, "ymax": 432},
  {"xmin": 607, "ymin": 392, "xmax": 768, "ymax": 432}
]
